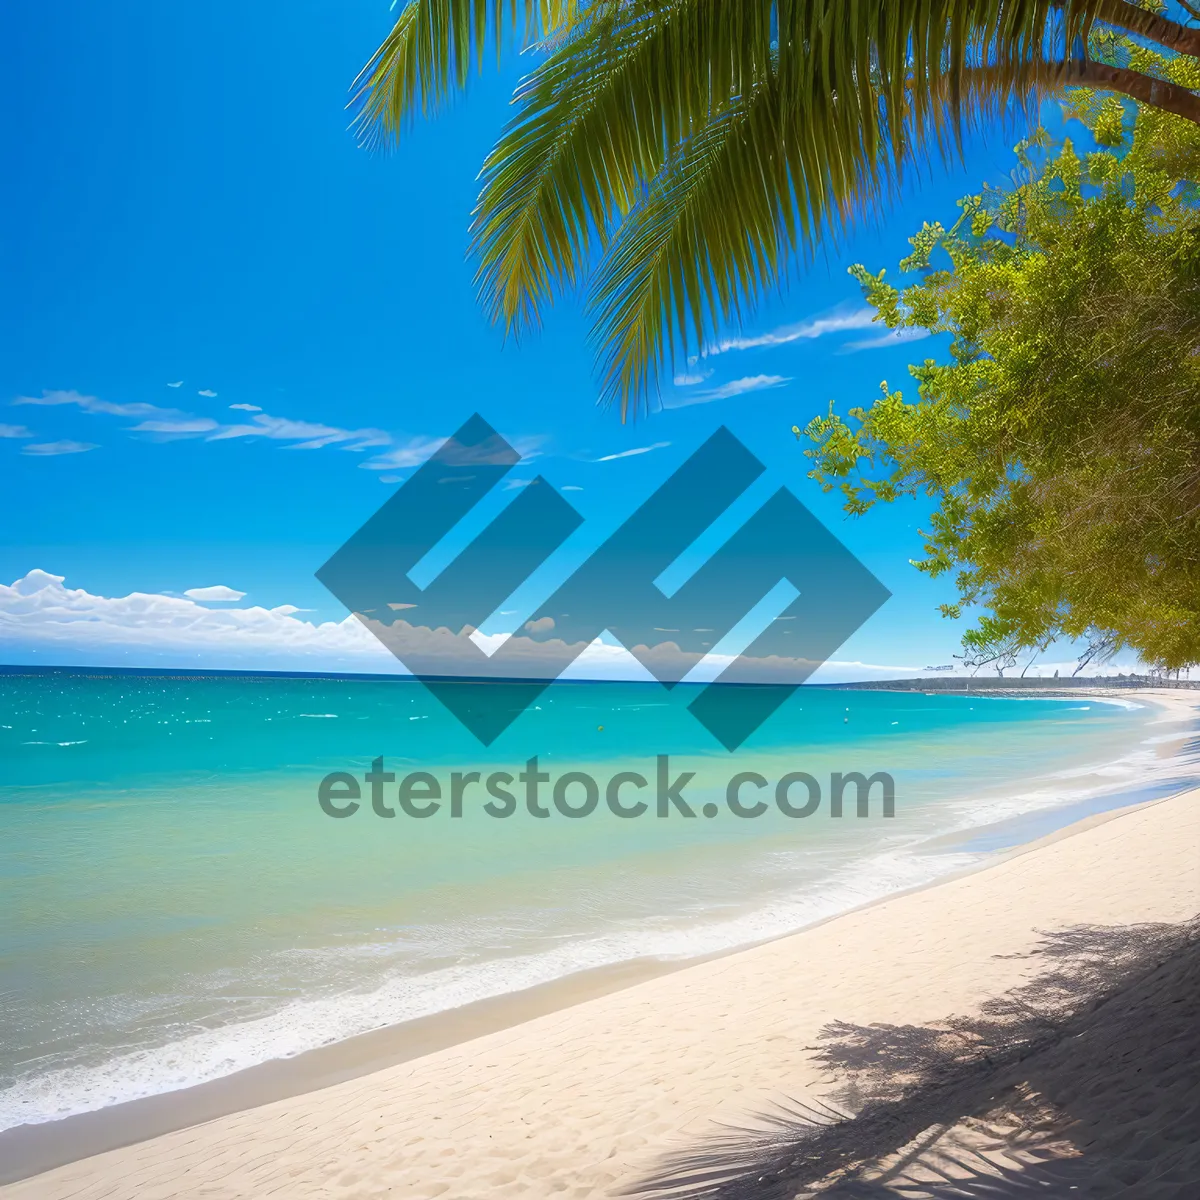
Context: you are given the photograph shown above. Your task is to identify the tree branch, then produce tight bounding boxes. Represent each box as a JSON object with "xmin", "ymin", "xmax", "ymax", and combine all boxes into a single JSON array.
[
  {"xmin": 956, "ymin": 59, "xmax": 1200, "ymax": 126},
  {"xmin": 1067, "ymin": 58, "xmax": 1200, "ymax": 124},
  {"xmin": 1095, "ymin": 0, "xmax": 1200, "ymax": 59}
]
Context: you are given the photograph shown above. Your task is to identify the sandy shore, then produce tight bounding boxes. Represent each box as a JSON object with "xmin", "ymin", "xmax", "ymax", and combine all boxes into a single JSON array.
[{"xmin": 4, "ymin": 690, "xmax": 1198, "ymax": 1198}]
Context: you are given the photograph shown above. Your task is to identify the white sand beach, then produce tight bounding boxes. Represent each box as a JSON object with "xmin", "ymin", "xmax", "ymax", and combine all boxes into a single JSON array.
[{"xmin": 4, "ymin": 691, "xmax": 1198, "ymax": 1199}]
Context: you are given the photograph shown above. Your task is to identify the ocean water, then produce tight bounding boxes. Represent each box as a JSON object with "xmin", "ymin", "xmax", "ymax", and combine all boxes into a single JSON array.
[{"xmin": 0, "ymin": 670, "xmax": 1188, "ymax": 1131}]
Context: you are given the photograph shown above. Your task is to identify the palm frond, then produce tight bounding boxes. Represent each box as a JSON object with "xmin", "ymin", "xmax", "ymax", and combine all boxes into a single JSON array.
[
  {"xmin": 470, "ymin": 2, "xmax": 1101, "ymax": 378},
  {"xmin": 351, "ymin": 0, "xmax": 578, "ymax": 147},
  {"xmin": 587, "ymin": 78, "xmax": 821, "ymax": 417},
  {"xmin": 588, "ymin": 58, "xmax": 1054, "ymax": 418},
  {"xmin": 470, "ymin": 1, "xmax": 661, "ymax": 333},
  {"xmin": 353, "ymin": 0, "xmax": 1108, "ymax": 411},
  {"xmin": 472, "ymin": 0, "xmax": 783, "ymax": 332}
]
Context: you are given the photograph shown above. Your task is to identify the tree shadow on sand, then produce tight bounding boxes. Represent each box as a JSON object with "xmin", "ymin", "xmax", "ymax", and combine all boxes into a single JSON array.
[{"xmin": 626, "ymin": 917, "xmax": 1200, "ymax": 1199}]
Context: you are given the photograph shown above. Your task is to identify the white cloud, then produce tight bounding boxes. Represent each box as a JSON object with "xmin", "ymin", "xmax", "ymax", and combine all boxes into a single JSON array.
[
  {"xmin": 360, "ymin": 432, "xmax": 543, "ymax": 473},
  {"xmin": 208, "ymin": 415, "xmax": 342, "ymax": 444},
  {"xmin": 132, "ymin": 418, "xmax": 221, "ymax": 434},
  {"xmin": 0, "ymin": 571, "xmax": 690, "ymax": 682},
  {"xmin": 840, "ymin": 327, "xmax": 932, "ymax": 353},
  {"xmin": 22, "ymin": 441, "xmax": 98, "ymax": 456},
  {"xmin": 503, "ymin": 477, "xmax": 535, "ymax": 490},
  {"xmin": 595, "ymin": 441, "xmax": 670, "ymax": 462},
  {"xmin": 205, "ymin": 413, "xmax": 392, "ymax": 451},
  {"xmin": 561, "ymin": 485, "xmax": 583, "ymax": 491},
  {"xmin": 668, "ymin": 375, "xmax": 789, "ymax": 408},
  {"xmin": 378, "ymin": 474, "xmax": 403, "ymax": 484},
  {"xmin": 672, "ymin": 369, "xmax": 712, "ymax": 386},
  {"xmin": 198, "ymin": 389, "xmax": 218, "ymax": 397},
  {"xmin": 0, "ymin": 571, "xmax": 389, "ymax": 672},
  {"xmin": 0, "ymin": 424, "xmax": 33, "ymax": 438},
  {"xmin": 704, "ymin": 306, "xmax": 878, "ymax": 356},
  {"xmin": 0, "ymin": 570, "xmax": 1159, "ymax": 687},
  {"xmin": 16, "ymin": 389, "xmax": 181, "ymax": 420},
  {"xmin": 338, "ymin": 435, "xmax": 393, "ymax": 451},
  {"xmin": 11, "ymin": 389, "xmax": 542, "ymax": 486},
  {"xmin": 358, "ymin": 435, "xmax": 448, "ymax": 469},
  {"xmin": 183, "ymin": 585, "xmax": 246, "ymax": 602},
  {"xmin": 167, "ymin": 381, "xmax": 183, "ymax": 388}
]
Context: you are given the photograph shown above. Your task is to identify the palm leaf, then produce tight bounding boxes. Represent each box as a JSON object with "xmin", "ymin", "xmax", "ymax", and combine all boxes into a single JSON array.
[
  {"xmin": 351, "ymin": 0, "xmax": 579, "ymax": 147},
  {"xmin": 589, "ymin": 58, "xmax": 1057, "ymax": 417},
  {"xmin": 354, "ymin": 0, "xmax": 1107, "ymax": 411},
  {"xmin": 472, "ymin": 0, "xmax": 784, "ymax": 332}
]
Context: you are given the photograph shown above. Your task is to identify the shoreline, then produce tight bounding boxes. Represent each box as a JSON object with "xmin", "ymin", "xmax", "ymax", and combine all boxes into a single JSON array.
[
  {"xmin": 2, "ymin": 787, "xmax": 1194, "ymax": 1198},
  {"xmin": 2, "ymin": 688, "xmax": 1196, "ymax": 1188},
  {"xmin": 0, "ymin": 955, "xmax": 693, "ymax": 1187},
  {"xmin": 0, "ymin": 793, "xmax": 1170, "ymax": 1187}
]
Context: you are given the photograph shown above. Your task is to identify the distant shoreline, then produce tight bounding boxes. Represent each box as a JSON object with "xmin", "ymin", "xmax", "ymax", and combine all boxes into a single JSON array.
[
  {"xmin": 837, "ymin": 675, "xmax": 1200, "ymax": 692},
  {"xmin": 1, "ymin": 662, "xmax": 1193, "ymax": 690}
]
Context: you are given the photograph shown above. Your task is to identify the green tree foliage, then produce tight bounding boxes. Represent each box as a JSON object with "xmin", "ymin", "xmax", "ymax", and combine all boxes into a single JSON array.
[
  {"xmin": 353, "ymin": 0, "xmax": 1200, "ymax": 415},
  {"xmin": 803, "ymin": 78, "xmax": 1200, "ymax": 672}
]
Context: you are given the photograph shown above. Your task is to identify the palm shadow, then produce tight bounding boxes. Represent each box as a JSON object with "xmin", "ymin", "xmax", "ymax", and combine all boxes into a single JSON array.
[{"xmin": 626, "ymin": 916, "xmax": 1200, "ymax": 1199}]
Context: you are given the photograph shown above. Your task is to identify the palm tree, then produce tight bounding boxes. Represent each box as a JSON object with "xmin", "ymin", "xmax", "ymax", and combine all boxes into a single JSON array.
[{"xmin": 352, "ymin": 0, "xmax": 1200, "ymax": 418}]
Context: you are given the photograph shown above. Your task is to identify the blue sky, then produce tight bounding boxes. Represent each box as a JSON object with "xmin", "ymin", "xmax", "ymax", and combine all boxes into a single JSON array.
[{"xmin": 0, "ymin": 1, "xmax": 1131, "ymax": 678}]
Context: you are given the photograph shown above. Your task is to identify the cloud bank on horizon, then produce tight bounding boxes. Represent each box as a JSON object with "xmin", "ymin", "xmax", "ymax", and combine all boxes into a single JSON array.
[
  {"xmin": 183, "ymin": 585, "xmax": 247, "ymax": 602},
  {"xmin": 0, "ymin": 570, "xmax": 1137, "ymax": 684}
]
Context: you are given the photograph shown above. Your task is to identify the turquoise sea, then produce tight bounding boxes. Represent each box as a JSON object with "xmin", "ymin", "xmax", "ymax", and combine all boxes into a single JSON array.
[{"xmin": 0, "ymin": 670, "xmax": 1190, "ymax": 1131}]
